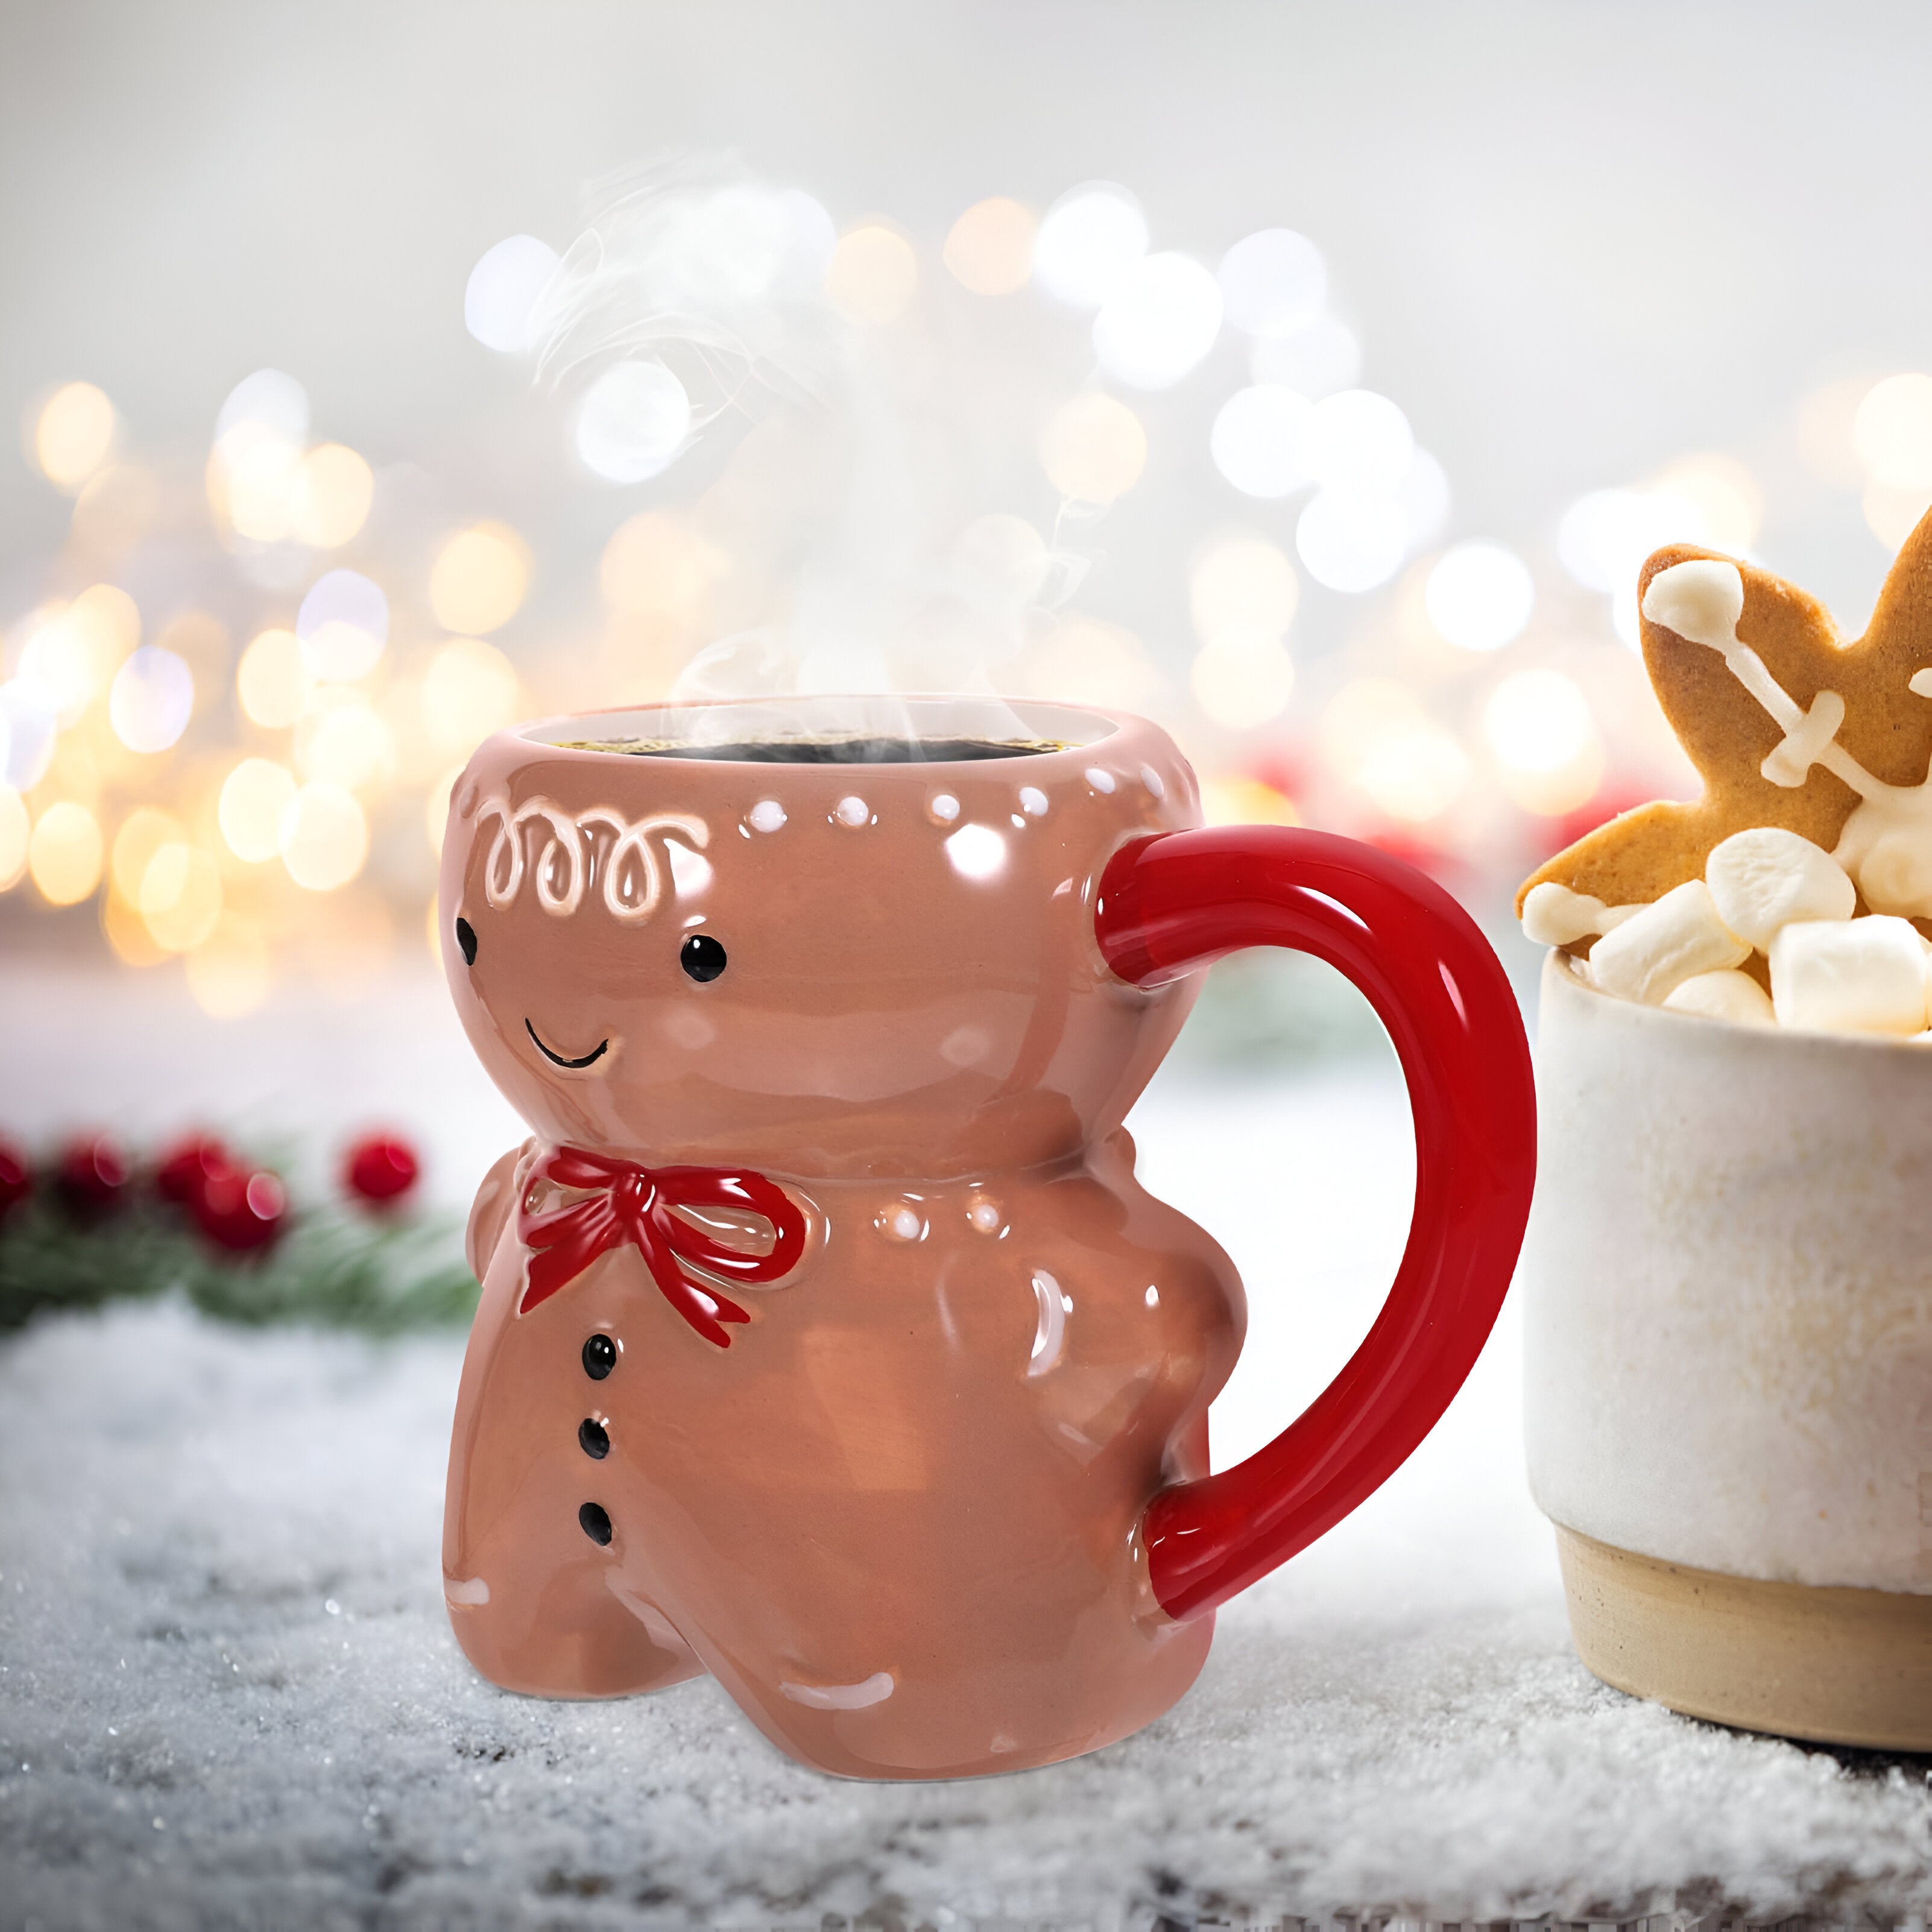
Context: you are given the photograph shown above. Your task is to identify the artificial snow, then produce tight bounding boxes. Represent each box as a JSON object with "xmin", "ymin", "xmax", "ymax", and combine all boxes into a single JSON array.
[{"xmin": 2, "ymin": 975, "xmax": 1931, "ymax": 1924}]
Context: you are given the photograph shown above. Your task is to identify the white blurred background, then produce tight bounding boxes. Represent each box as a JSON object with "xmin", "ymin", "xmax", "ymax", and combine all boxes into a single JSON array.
[{"xmin": 3, "ymin": 0, "xmax": 1931, "ymax": 1050}]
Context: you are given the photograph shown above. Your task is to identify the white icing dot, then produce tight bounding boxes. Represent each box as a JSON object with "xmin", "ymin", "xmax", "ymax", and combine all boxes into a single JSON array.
[
  {"xmin": 1084, "ymin": 766, "xmax": 1117, "ymax": 794},
  {"xmin": 929, "ymin": 792, "xmax": 961, "ymax": 822},
  {"xmin": 834, "ymin": 795, "xmax": 870, "ymax": 827},
  {"xmin": 967, "ymin": 1196, "xmax": 1002, "ymax": 1233},
  {"xmin": 879, "ymin": 1204, "xmax": 924, "ymax": 1242},
  {"xmin": 1018, "ymin": 786, "xmax": 1049, "ymax": 816},
  {"xmin": 747, "ymin": 798, "xmax": 787, "ymax": 833},
  {"xmin": 1139, "ymin": 764, "xmax": 1166, "ymax": 799}
]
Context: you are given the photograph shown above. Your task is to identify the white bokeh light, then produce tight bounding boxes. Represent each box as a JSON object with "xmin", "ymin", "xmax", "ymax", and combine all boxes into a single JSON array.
[
  {"xmin": 0, "ymin": 685, "xmax": 55, "ymax": 791},
  {"xmin": 1210, "ymin": 385, "xmax": 1315, "ymax": 499},
  {"xmin": 1251, "ymin": 314, "xmax": 1362, "ymax": 400},
  {"xmin": 1307, "ymin": 390, "xmax": 1414, "ymax": 494},
  {"xmin": 297, "ymin": 570, "xmax": 389, "ymax": 683},
  {"xmin": 1092, "ymin": 253, "xmax": 1223, "ymax": 390},
  {"xmin": 1398, "ymin": 449, "xmax": 1452, "ymax": 551},
  {"xmin": 575, "ymin": 360, "xmax": 693, "ymax": 483},
  {"xmin": 215, "ymin": 369, "xmax": 309, "ymax": 446},
  {"xmin": 464, "ymin": 235, "xmax": 563, "ymax": 354},
  {"xmin": 108, "ymin": 647, "xmax": 194, "ymax": 753},
  {"xmin": 1216, "ymin": 229, "xmax": 1326, "ymax": 338},
  {"xmin": 1032, "ymin": 184, "xmax": 1149, "ymax": 311},
  {"xmin": 1296, "ymin": 490, "xmax": 1409, "ymax": 593},
  {"xmin": 1485, "ymin": 669, "xmax": 1594, "ymax": 773},
  {"xmin": 1425, "ymin": 541, "xmax": 1535, "ymax": 652}
]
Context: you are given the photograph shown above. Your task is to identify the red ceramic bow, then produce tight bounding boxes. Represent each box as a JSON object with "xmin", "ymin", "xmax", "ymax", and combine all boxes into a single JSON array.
[{"xmin": 516, "ymin": 1145, "xmax": 806, "ymax": 1348}]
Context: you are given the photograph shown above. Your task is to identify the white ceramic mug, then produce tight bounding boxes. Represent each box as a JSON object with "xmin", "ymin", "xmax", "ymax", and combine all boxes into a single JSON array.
[{"xmin": 1523, "ymin": 951, "xmax": 1932, "ymax": 1747}]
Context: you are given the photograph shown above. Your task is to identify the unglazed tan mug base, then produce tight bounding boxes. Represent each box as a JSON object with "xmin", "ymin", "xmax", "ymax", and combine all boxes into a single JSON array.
[{"xmin": 1555, "ymin": 1524, "xmax": 1932, "ymax": 1750}]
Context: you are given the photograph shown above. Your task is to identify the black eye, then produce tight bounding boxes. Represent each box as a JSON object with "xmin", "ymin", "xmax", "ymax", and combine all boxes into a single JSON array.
[
  {"xmin": 681, "ymin": 933, "xmax": 727, "ymax": 983},
  {"xmin": 455, "ymin": 917, "xmax": 478, "ymax": 965}
]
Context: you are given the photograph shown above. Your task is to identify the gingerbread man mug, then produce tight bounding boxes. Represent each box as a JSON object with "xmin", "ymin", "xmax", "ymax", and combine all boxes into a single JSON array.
[{"xmin": 438, "ymin": 695, "xmax": 1536, "ymax": 1779}]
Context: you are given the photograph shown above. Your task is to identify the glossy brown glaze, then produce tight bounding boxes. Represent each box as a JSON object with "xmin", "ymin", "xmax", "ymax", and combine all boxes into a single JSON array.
[{"xmin": 438, "ymin": 698, "xmax": 1245, "ymax": 1778}]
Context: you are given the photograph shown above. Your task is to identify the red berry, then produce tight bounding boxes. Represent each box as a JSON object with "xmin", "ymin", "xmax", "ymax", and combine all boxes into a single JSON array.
[
  {"xmin": 155, "ymin": 1135, "xmax": 236, "ymax": 1209},
  {"xmin": 57, "ymin": 1134, "xmax": 128, "ymax": 1214},
  {"xmin": 345, "ymin": 1133, "xmax": 419, "ymax": 1206},
  {"xmin": 0, "ymin": 1139, "xmax": 30, "ymax": 1219},
  {"xmin": 193, "ymin": 1167, "xmax": 287, "ymax": 1252}
]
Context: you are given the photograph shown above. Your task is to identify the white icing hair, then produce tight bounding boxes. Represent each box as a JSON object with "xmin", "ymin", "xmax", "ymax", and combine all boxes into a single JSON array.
[{"xmin": 474, "ymin": 795, "xmax": 708, "ymax": 923}]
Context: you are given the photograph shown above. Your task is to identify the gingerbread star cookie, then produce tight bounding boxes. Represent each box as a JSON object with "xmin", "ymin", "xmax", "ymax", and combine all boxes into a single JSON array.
[{"xmin": 1520, "ymin": 520, "xmax": 1932, "ymax": 950}]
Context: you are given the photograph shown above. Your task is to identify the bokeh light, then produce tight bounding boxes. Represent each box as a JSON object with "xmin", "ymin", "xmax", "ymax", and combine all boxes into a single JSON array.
[
  {"xmin": 826, "ymin": 224, "xmax": 919, "ymax": 324},
  {"xmin": 111, "ymin": 807, "xmax": 186, "ymax": 903},
  {"xmin": 1217, "ymin": 229, "xmax": 1325, "ymax": 338},
  {"xmin": 1296, "ymin": 490, "xmax": 1408, "ymax": 593},
  {"xmin": 138, "ymin": 842, "xmax": 223, "ymax": 953},
  {"xmin": 1211, "ymin": 385, "xmax": 1315, "ymax": 499},
  {"xmin": 421, "ymin": 637, "xmax": 520, "ymax": 759},
  {"xmin": 1322, "ymin": 678, "xmax": 1470, "ymax": 824},
  {"xmin": 429, "ymin": 523, "xmax": 531, "ymax": 634},
  {"xmin": 27, "ymin": 800, "xmax": 103, "ymax": 904},
  {"xmin": 1251, "ymin": 314, "xmax": 1362, "ymax": 400},
  {"xmin": 297, "ymin": 570, "xmax": 388, "ymax": 683},
  {"xmin": 216, "ymin": 369, "xmax": 309, "ymax": 446},
  {"xmin": 464, "ymin": 235, "xmax": 563, "ymax": 354},
  {"xmin": 185, "ymin": 923, "xmax": 273, "ymax": 1018},
  {"xmin": 1190, "ymin": 635, "xmax": 1295, "ymax": 730},
  {"xmin": 218, "ymin": 758, "xmax": 298, "ymax": 863},
  {"xmin": 1864, "ymin": 478, "xmax": 1932, "ymax": 552},
  {"xmin": 34, "ymin": 382, "xmax": 116, "ymax": 490},
  {"xmin": 236, "ymin": 628, "xmax": 310, "ymax": 728},
  {"xmin": 575, "ymin": 360, "xmax": 692, "ymax": 482},
  {"xmin": 107, "ymin": 647, "xmax": 194, "ymax": 753},
  {"xmin": 1190, "ymin": 532, "xmax": 1299, "ymax": 641},
  {"xmin": 0, "ymin": 686, "xmax": 56, "ymax": 791},
  {"xmin": 280, "ymin": 781, "xmax": 368, "ymax": 891},
  {"xmin": 943, "ymin": 198, "xmax": 1037, "ymax": 296},
  {"xmin": 0, "ymin": 786, "xmax": 28, "ymax": 889},
  {"xmin": 1424, "ymin": 541, "xmax": 1535, "ymax": 652},
  {"xmin": 1853, "ymin": 373, "xmax": 1932, "ymax": 492},
  {"xmin": 1399, "ymin": 449, "xmax": 1453, "ymax": 551},
  {"xmin": 1484, "ymin": 668, "xmax": 1603, "ymax": 815},
  {"xmin": 1039, "ymin": 393, "xmax": 1148, "ymax": 504},
  {"xmin": 213, "ymin": 429, "xmax": 305, "ymax": 542},
  {"xmin": 1307, "ymin": 390, "xmax": 1413, "ymax": 494},
  {"xmin": 294, "ymin": 444, "xmax": 374, "ymax": 548},
  {"xmin": 295, "ymin": 693, "xmax": 394, "ymax": 791},
  {"xmin": 1031, "ymin": 184, "xmax": 1148, "ymax": 310},
  {"xmin": 1093, "ymin": 252, "xmax": 1223, "ymax": 390},
  {"xmin": 600, "ymin": 511, "xmax": 721, "ymax": 625},
  {"xmin": 15, "ymin": 587, "xmax": 137, "ymax": 724}
]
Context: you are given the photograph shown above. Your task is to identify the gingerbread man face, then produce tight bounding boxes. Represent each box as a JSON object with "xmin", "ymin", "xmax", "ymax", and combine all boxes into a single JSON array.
[
  {"xmin": 437, "ymin": 712, "xmax": 1199, "ymax": 1178},
  {"xmin": 1521, "ymin": 519, "xmax": 1932, "ymax": 933}
]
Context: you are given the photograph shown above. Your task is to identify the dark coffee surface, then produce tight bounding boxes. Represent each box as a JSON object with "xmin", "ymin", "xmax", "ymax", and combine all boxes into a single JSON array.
[{"xmin": 558, "ymin": 735, "xmax": 1067, "ymax": 764}]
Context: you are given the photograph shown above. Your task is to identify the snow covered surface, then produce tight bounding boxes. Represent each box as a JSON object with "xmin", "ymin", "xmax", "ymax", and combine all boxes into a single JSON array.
[{"xmin": 3, "ymin": 969, "xmax": 1931, "ymax": 1926}]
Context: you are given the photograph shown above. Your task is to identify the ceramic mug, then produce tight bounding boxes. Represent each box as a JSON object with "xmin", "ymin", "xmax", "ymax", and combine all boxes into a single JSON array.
[
  {"xmin": 437, "ymin": 694, "xmax": 1536, "ymax": 1779},
  {"xmin": 1524, "ymin": 952, "xmax": 1932, "ymax": 1748}
]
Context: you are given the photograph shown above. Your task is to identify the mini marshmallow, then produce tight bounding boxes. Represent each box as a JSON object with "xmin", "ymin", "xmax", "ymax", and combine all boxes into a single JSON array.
[
  {"xmin": 1703, "ymin": 826, "xmax": 1855, "ymax": 951},
  {"xmin": 1662, "ymin": 968, "xmax": 1776, "ymax": 1028},
  {"xmin": 1769, "ymin": 915, "xmax": 1931, "ymax": 1036},
  {"xmin": 1583, "ymin": 879, "xmax": 1749, "ymax": 1006}
]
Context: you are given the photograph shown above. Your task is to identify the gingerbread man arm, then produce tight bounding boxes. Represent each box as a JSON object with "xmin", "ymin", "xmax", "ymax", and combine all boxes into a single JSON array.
[{"xmin": 465, "ymin": 1140, "xmax": 534, "ymax": 1282}]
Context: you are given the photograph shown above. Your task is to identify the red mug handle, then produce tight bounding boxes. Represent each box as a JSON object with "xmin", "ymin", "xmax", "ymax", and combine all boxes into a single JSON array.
[{"xmin": 1094, "ymin": 827, "xmax": 1537, "ymax": 1621}]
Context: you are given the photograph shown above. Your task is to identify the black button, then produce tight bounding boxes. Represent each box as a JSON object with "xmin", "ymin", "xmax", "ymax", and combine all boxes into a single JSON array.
[
  {"xmin": 578, "ymin": 1501, "xmax": 612, "ymax": 1545},
  {"xmin": 455, "ymin": 917, "xmax": 478, "ymax": 965},
  {"xmin": 582, "ymin": 1334, "xmax": 617, "ymax": 1379},
  {"xmin": 680, "ymin": 933, "xmax": 727, "ymax": 982},
  {"xmin": 579, "ymin": 1417, "xmax": 610, "ymax": 1460}
]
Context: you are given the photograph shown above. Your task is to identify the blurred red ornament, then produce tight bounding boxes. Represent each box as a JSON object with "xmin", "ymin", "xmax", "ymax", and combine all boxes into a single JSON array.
[
  {"xmin": 155, "ymin": 1134, "xmax": 237, "ymax": 1209},
  {"xmin": 346, "ymin": 1133, "xmax": 420, "ymax": 1207},
  {"xmin": 193, "ymin": 1167, "xmax": 288, "ymax": 1252},
  {"xmin": 57, "ymin": 1134, "xmax": 128, "ymax": 1214},
  {"xmin": 0, "ymin": 1139, "xmax": 30, "ymax": 1219}
]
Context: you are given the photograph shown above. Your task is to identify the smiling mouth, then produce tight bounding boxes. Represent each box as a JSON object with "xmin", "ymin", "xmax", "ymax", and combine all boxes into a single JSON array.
[{"xmin": 525, "ymin": 1019, "xmax": 610, "ymax": 1070}]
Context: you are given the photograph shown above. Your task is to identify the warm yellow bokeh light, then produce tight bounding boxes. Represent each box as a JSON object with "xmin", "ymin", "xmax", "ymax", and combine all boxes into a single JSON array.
[
  {"xmin": 294, "ymin": 443, "xmax": 374, "ymax": 549},
  {"xmin": 599, "ymin": 512, "xmax": 721, "ymax": 623},
  {"xmin": 1189, "ymin": 635, "xmax": 1296, "ymax": 730},
  {"xmin": 826, "ymin": 225, "xmax": 919, "ymax": 324},
  {"xmin": 1201, "ymin": 777, "xmax": 1300, "ymax": 828},
  {"xmin": 425, "ymin": 896, "xmax": 443, "ymax": 961},
  {"xmin": 216, "ymin": 431, "xmax": 305, "ymax": 543},
  {"xmin": 14, "ymin": 593, "xmax": 131, "ymax": 725},
  {"xmin": 35, "ymin": 382, "xmax": 116, "ymax": 490},
  {"xmin": 1190, "ymin": 534, "xmax": 1299, "ymax": 643},
  {"xmin": 112, "ymin": 806, "xmax": 186, "ymax": 902},
  {"xmin": 1652, "ymin": 455, "xmax": 1762, "ymax": 558},
  {"xmin": 1001, "ymin": 613, "xmax": 1167, "ymax": 713},
  {"xmin": 295, "ymin": 694, "xmax": 394, "ymax": 791},
  {"xmin": 943, "ymin": 198, "xmax": 1038, "ymax": 297},
  {"xmin": 1357, "ymin": 722, "xmax": 1470, "ymax": 824},
  {"xmin": 237, "ymin": 628, "xmax": 310, "ymax": 728},
  {"xmin": 139, "ymin": 842, "xmax": 223, "ymax": 953},
  {"xmin": 280, "ymin": 781, "xmax": 368, "ymax": 891},
  {"xmin": 28, "ymin": 801, "xmax": 104, "ymax": 904},
  {"xmin": 426, "ymin": 763, "xmax": 465, "ymax": 856},
  {"xmin": 1040, "ymin": 393, "xmax": 1148, "ymax": 504},
  {"xmin": 421, "ymin": 638, "xmax": 519, "ymax": 761},
  {"xmin": 1855, "ymin": 373, "xmax": 1932, "ymax": 493},
  {"xmin": 1484, "ymin": 668, "xmax": 1604, "ymax": 815},
  {"xmin": 102, "ymin": 886, "xmax": 170, "ymax": 968},
  {"xmin": 186, "ymin": 923, "xmax": 272, "ymax": 1018},
  {"xmin": 1863, "ymin": 478, "xmax": 1932, "ymax": 552},
  {"xmin": 218, "ymin": 757, "xmax": 299, "ymax": 863},
  {"xmin": 429, "ymin": 523, "xmax": 531, "ymax": 634},
  {"xmin": 0, "ymin": 787, "xmax": 28, "ymax": 889}
]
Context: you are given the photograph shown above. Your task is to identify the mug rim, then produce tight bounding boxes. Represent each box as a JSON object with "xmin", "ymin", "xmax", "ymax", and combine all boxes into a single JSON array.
[{"xmin": 510, "ymin": 692, "xmax": 1131, "ymax": 768}]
